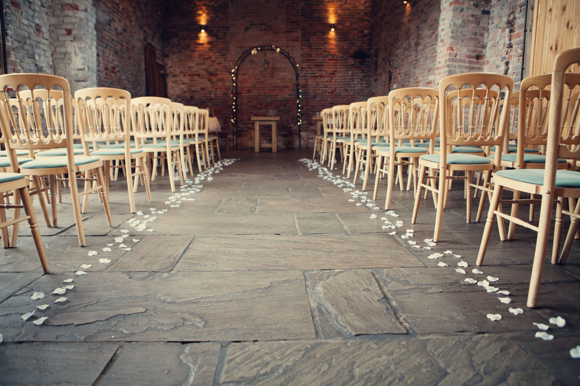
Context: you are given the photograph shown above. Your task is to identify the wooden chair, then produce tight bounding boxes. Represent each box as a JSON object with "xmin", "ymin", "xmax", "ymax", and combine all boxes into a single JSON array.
[
  {"xmin": 183, "ymin": 106, "xmax": 207, "ymax": 174},
  {"xmin": 0, "ymin": 73, "xmax": 112, "ymax": 247},
  {"xmin": 131, "ymin": 97, "xmax": 183, "ymax": 192},
  {"xmin": 328, "ymin": 105, "xmax": 350, "ymax": 171},
  {"xmin": 0, "ymin": 172, "xmax": 49, "ymax": 272},
  {"xmin": 320, "ymin": 108, "xmax": 333, "ymax": 164},
  {"xmin": 412, "ymin": 73, "xmax": 513, "ymax": 242},
  {"xmin": 374, "ymin": 88, "xmax": 438, "ymax": 209},
  {"xmin": 477, "ymin": 46, "xmax": 580, "ymax": 308},
  {"xmin": 205, "ymin": 113, "xmax": 221, "ymax": 163},
  {"xmin": 354, "ymin": 97, "xmax": 387, "ymax": 190},
  {"xmin": 75, "ymin": 87, "xmax": 152, "ymax": 214},
  {"xmin": 170, "ymin": 102, "xmax": 189, "ymax": 181},
  {"xmin": 198, "ymin": 108, "xmax": 214, "ymax": 167}
]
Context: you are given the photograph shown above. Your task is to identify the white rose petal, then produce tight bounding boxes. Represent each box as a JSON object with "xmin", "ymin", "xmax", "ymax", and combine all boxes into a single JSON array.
[
  {"xmin": 36, "ymin": 304, "xmax": 49, "ymax": 311},
  {"xmin": 54, "ymin": 297, "xmax": 67, "ymax": 303},
  {"xmin": 114, "ymin": 237, "xmax": 123, "ymax": 243},
  {"xmin": 64, "ymin": 285, "xmax": 74, "ymax": 290},
  {"xmin": 486, "ymin": 286, "xmax": 499, "ymax": 293},
  {"xmin": 408, "ymin": 241, "xmax": 417, "ymax": 245},
  {"xmin": 31, "ymin": 292, "xmax": 45, "ymax": 300},
  {"xmin": 102, "ymin": 247, "xmax": 112, "ymax": 252},
  {"xmin": 22, "ymin": 310, "xmax": 35, "ymax": 321},
  {"xmin": 487, "ymin": 314, "xmax": 501, "ymax": 321},
  {"xmin": 133, "ymin": 239, "xmax": 140, "ymax": 242},
  {"xmin": 497, "ymin": 290, "xmax": 510, "ymax": 296},
  {"xmin": 62, "ymin": 279, "xmax": 74, "ymax": 283},
  {"xmin": 458, "ymin": 261, "xmax": 468, "ymax": 267},
  {"xmin": 487, "ymin": 276, "xmax": 499, "ymax": 282},
  {"xmin": 535, "ymin": 332, "xmax": 554, "ymax": 341},
  {"xmin": 81, "ymin": 264, "xmax": 91, "ymax": 269},
  {"xmin": 533, "ymin": 322, "xmax": 550, "ymax": 331},
  {"xmin": 509, "ymin": 308, "xmax": 524, "ymax": 315},
  {"xmin": 33, "ymin": 317, "xmax": 47, "ymax": 326},
  {"xmin": 120, "ymin": 229, "xmax": 129, "ymax": 233},
  {"xmin": 549, "ymin": 316, "xmax": 566, "ymax": 328},
  {"xmin": 570, "ymin": 345, "xmax": 580, "ymax": 358},
  {"xmin": 472, "ymin": 269, "xmax": 484, "ymax": 274},
  {"xmin": 107, "ymin": 243, "xmax": 115, "ymax": 247},
  {"xmin": 455, "ymin": 268, "xmax": 466, "ymax": 274},
  {"xmin": 75, "ymin": 271, "xmax": 87, "ymax": 276},
  {"xmin": 444, "ymin": 250, "xmax": 453, "ymax": 254},
  {"xmin": 498, "ymin": 297, "xmax": 512, "ymax": 304},
  {"xmin": 464, "ymin": 278, "xmax": 478, "ymax": 284},
  {"xmin": 438, "ymin": 262, "xmax": 448, "ymax": 267},
  {"xmin": 99, "ymin": 258, "xmax": 111, "ymax": 264},
  {"xmin": 88, "ymin": 251, "xmax": 97, "ymax": 257},
  {"xmin": 477, "ymin": 280, "xmax": 490, "ymax": 288},
  {"xmin": 51, "ymin": 288, "xmax": 66, "ymax": 295}
]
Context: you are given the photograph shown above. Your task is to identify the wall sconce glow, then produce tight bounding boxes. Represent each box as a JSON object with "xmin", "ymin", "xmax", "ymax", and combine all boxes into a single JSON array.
[
  {"xmin": 201, "ymin": 27, "xmax": 206, "ymax": 33},
  {"xmin": 403, "ymin": 0, "xmax": 407, "ymax": 3},
  {"xmin": 330, "ymin": 24, "xmax": 336, "ymax": 32}
]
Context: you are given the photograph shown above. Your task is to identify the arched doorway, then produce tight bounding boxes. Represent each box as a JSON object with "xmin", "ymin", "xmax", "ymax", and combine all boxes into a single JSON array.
[{"xmin": 230, "ymin": 45, "xmax": 302, "ymax": 150}]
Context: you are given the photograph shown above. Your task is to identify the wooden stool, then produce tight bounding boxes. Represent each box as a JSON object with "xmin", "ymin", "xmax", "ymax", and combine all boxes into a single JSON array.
[{"xmin": 252, "ymin": 116, "xmax": 280, "ymax": 153}]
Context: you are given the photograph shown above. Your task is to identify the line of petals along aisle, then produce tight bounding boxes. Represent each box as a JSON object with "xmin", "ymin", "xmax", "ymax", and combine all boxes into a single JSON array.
[
  {"xmin": 299, "ymin": 158, "xmax": 579, "ymax": 359},
  {"xmin": 0, "ymin": 158, "xmax": 238, "ymax": 343}
]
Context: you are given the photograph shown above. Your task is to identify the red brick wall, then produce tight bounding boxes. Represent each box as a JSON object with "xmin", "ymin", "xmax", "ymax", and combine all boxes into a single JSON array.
[
  {"xmin": 94, "ymin": 0, "xmax": 165, "ymax": 97},
  {"xmin": 164, "ymin": 0, "xmax": 373, "ymax": 150}
]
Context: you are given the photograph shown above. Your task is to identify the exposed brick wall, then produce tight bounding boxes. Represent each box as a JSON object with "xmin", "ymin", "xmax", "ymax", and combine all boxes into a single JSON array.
[
  {"xmin": 484, "ymin": 0, "xmax": 528, "ymax": 87},
  {"xmin": 164, "ymin": 0, "xmax": 373, "ymax": 150},
  {"xmin": 371, "ymin": 0, "xmax": 440, "ymax": 95},
  {"xmin": 2, "ymin": 0, "xmax": 53, "ymax": 74},
  {"xmin": 49, "ymin": 0, "xmax": 97, "ymax": 92},
  {"xmin": 94, "ymin": 0, "xmax": 165, "ymax": 97}
]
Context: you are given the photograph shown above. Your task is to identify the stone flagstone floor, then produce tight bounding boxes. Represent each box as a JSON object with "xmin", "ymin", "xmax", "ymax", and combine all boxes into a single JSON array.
[{"xmin": 0, "ymin": 150, "xmax": 580, "ymax": 385}]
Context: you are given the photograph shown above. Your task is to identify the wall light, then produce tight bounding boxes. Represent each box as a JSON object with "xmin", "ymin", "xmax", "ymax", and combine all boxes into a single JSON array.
[
  {"xmin": 200, "ymin": 26, "xmax": 208, "ymax": 33},
  {"xmin": 330, "ymin": 24, "xmax": 336, "ymax": 32}
]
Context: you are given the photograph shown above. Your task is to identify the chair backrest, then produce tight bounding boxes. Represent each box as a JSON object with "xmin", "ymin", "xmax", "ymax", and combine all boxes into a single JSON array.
[
  {"xmin": 131, "ymin": 96, "xmax": 172, "ymax": 146},
  {"xmin": 388, "ymin": 88, "xmax": 438, "ymax": 151},
  {"xmin": 0, "ymin": 74, "xmax": 74, "ymax": 169},
  {"xmin": 184, "ymin": 106, "xmax": 200, "ymax": 140},
  {"xmin": 365, "ymin": 97, "xmax": 387, "ymax": 144},
  {"xmin": 331, "ymin": 105, "xmax": 350, "ymax": 140},
  {"xmin": 321, "ymin": 108, "xmax": 333, "ymax": 140},
  {"xmin": 198, "ymin": 108, "xmax": 210, "ymax": 137},
  {"xmin": 439, "ymin": 73, "xmax": 513, "ymax": 168},
  {"xmin": 545, "ymin": 47, "xmax": 580, "ymax": 172},
  {"xmin": 349, "ymin": 101, "xmax": 369, "ymax": 145},
  {"xmin": 75, "ymin": 87, "xmax": 131, "ymax": 153},
  {"xmin": 170, "ymin": 102, "xmax": 185, "ymax": 147}
]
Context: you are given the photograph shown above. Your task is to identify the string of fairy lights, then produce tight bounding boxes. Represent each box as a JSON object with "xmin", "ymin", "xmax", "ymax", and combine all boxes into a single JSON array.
[{"xmin": 230, "ymin": 45, "xmax": 302, "ymax": 150}]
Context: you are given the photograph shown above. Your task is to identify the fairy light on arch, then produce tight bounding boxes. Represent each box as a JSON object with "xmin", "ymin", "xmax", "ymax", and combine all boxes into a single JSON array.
[{"xmin": 230, "ymin": 45, "xmax": 302, "ymax": 150}]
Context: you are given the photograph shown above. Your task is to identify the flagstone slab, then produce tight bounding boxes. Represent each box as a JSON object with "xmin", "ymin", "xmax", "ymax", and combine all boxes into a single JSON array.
[
  {"xmin": 373, "ymin": 267, "xmax": 574, "ymax": 334},
  {"xmin": 305, "ymin": 270, "xmax": 406, "ymax": 337},
  {"xmin": 220, "ymin": 335, "xmax": 557, "ymax": 385},
  {"xmin": 136, "ymin": 213, "xmax": 298, "ymax": 235},
  {"xmin": 215, "ymin": 198, "xmax": 259, "ymax": 213},
  {"xmin": 0, "ymin": 343, "xmax": 118, "ymax": 385},
  {"xmin": 109, "ymin": 235, "xmax": 192, "ymax": 271},
  {"xmin": 257, "ymin": 198, "xmax": 368, "ymax": 213},
  {"xmin": 176, "ymin": 235, "xmax": 422, "ymax": 271},
  {"xmin": 294, "ymin": 213, "xmax": 348, "ymax": 234},
  {"xmin": 288, "ymin": 186, "xmax": 324, "ymax": 198},
  {"xmin": 101, "ymin": 343, "xmax": 221, "ymax": 385},
  {"xmin": 0, "ymin": 273, "xmax": 41, "ymax": 302},
  {"xmin": 0, "ymin": 271, "xmax": 315, "ymax": 342}
]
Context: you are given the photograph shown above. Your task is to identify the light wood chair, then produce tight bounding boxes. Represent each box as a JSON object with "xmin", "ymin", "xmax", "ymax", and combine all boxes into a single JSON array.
[
  {"xmin": 75, "ymin": 87, "xmax": 152, "ymax": 214},
  {"xmin": 131, "ymin": 97, "xmax": 183, "ymax": 192},
  {"xmin": 353, "ymin": 98, "xmax": 386, "ymax": 189},
  {"xmin": 344, "ymin": 102, "xmax": 371, "ymax": 178},
  {"xmin": 326, "ymin": 105, "xmax": 350, "ymax": 171},
  {"xmin": 320, "ymin": 108, "xmax": 333, "ymax": 164},
  {"xmin": 477, "ymin": 46, "xmax": 580, "ymax": 308},
  {"xmin": 0, "ymin": 73, "xmax": 112, "ymax": 247},
  {"xmin": 170, "ymin": 102, "xmax": 189, "ymax": 182},
  {"xmin": 198, "ymin": 108, "xmax": 214, "ymax": 167},
  {"xmin": 205, "ymin": 113, "xmax": 221, "ymax": 163},
  {"xmin": 374, "ymin": 88, "xmax": 438, "ymax": 209},
  {"xmin": 412, "ymin": 73, "xmax": 513, "ymax": 242},
  {"xmin": 183, "ymin": 106, "xmax": 208, "ymax": 174},
  {"xmin": 0, "ymin": 172, "xmax": 49, "ymax": 272}
]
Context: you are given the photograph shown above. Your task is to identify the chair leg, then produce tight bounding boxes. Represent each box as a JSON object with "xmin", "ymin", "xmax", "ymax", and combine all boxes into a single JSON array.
[
  {"xmin": 20, "ymin": 186, "xmax": 49, "ymax": 273},
  {"xmin": 433, "ymin": 167, "xmax": 447, "ymax": 242},
  {"xmin": 68, "ymin": 172, "xmax": 86, "ymax": 247},
  {"xmin": 49, "ymin": 175, "xmax": 58, "ymax": 227},
  {"xmin": 527, "ymin": 192, "xmax": 556, "ymax": 308},
  {"xmin": 362, "ymin": 152, "xmax": 371, "ymax": 191},
  {"xmin": 373, "ymin": 155, "xmax": 382, "ymax": 201},
  {"xmin": 125, "ymin": 156, "xmax": 137, "ymax": 214},
  {"xmin": 0, "ymin": 193, "xmax": 10, "ymax": 248},
  {"xmin": 466, "ymin": 171, "xmax": 473, "ymax": 223},
  {"xmin": 551, "ymin": 196, "xmax": 566, "ymax": 264},
  {"xmin": 477, "ymin": 183, "xmax": 504, "ymax": 266},
  {"xmin": 385, "ymin": 156, "xmax": 396, "ymax": 210},
  {"xmin": 353, "ymin": 147, "xmax": 362, "ymax": 184},
  {"xmin": 33, "ymin": 176, "xmax": 51, "ymax": 227},
  {"xmin": 141, "ymin": 157, "xmax": 153, "ymax": 203},
  {"xmin": 95, "ymin": 167, "xmax": 113, "ymax": 227},
  {"xmin": 412, "ymin": 164, "xmax": 427, "ymax": 224},
  {"xmin": 9, "ymin": 189, "xmax": 22, "ymax": 248},
  {"xmin": 559, "ymin": 199, "xmax": 580, "ymax": 264},
  {"xmin": 507, "ymin": 190, "xmax": 521, "ymax": 240},
  {"xmin": 476, "ymin": 170, "xmax": 491, "ymax": 223}
]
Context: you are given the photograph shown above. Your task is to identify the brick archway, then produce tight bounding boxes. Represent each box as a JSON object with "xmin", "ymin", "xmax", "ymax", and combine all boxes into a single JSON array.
[{"xmin": 230, "ymin": 45, "xmax": 302, "ymax": 150}]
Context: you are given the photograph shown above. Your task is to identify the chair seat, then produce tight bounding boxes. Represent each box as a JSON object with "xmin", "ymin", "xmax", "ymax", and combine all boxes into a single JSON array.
[
  {"xmin": 141, "ymin": 140, "xmax": 181, "ymax": 149},
  {"xmin": 0, "ymin": 150, "xmax": 30, "ymax": 157},
  {"xmin": 21, "ymin": 156, "xmax": 100, "ymax": 169},
  {"xmin": 91, "ymin": 148, "xmax": 143, "ymax": 156},
  {"xmin": 420, "ymin": 154, "xmax": 492, "ymax": 165},
  {"xmin": 489, "ymin": 153, "xmax": 568, "ymax": 163},
  {"xmin": 333, "ymin": 136, "xmax": 350, "ymax": 142},
  {"xmin": 434, "ymin": 146, "xmax": 484, "ymax": 153},
  {"xmin": 495, "ymin": 169, "xmax": 580, "ymax": 189},
  {"xmin": 73, "ymin": 143, "xmax": 93, "ymax": 149},
  {"xmin": 416, "ymin": 142, "xmax": 432, "ymax": 148},
  {"xmin": 99, "ymin": 141, "xmax": 137, "ymax": 149},
  {"xmin": 0, "ymin": 158, "xmax": 34, "ymax": 167},
  {"xmin": 0, "ymin": 172, "xmax": 27, "ymax": 183},
  {"xmin": 507, "ymin": 146, "xmax": 541, "ymax": 153},
  {"xmin": 36, "ymin": 148, "xmax": 85, "ymax": 157},
  {"xmin": 376, "ymin": 146, "xmax": 429, "ymax": 155}
]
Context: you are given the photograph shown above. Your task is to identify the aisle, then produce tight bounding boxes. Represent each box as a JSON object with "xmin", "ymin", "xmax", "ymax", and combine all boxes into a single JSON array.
[{"xmin": 0, "ymin": 151, "xmax": 579, "ymax": 384}]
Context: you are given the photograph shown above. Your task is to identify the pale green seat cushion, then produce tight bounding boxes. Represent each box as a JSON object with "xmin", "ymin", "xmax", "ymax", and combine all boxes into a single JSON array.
[
  {"xmin": 508, "ymin": 145, "xmax": 540, "ymax": 153},
  {"xmin": 21, "ymin": 156, "xmax": 100, "ymax": 169},
  {"xmin": 99, "ymin": 141, "xmax": 137, "ymax": 149},
  {"xmin": 0, "ymin": 150, "xmax": 29, "ymax": 157},
  {"xmin": 371, "ymin": 143, "xmax": 391, "ymax": 151},
  {"xmin": 420, "ymin": 154, "xmax": 492, "ymax": 165},
  {"xmin": 495, "ymin": 169, "xmax": 580, "ymax": 188},
  {"xmin": 434, "ymin": 146, "xmax": 484, "ymax": 153},
  {"xmin": 376, "ymin": 146, "xmax": 428, "ymax": 155},
  {"xmin": 36, "ymin": 148, "xmax": 85, "ymax": 157},
  {"xmin": 489, "ymin": 153, "xmax": 567, "ymax": 164},
  {"xmin": 334, "ymin": 136, "xmax": 349, "ymax": 141},
  {"xmin": 73, "ymin": 143, "xmax": 93, "ymax": 149},
  {"xmin": 0, "ymin": 172, "xmax": 26, "ymax": 184},
  {"xmin": 91, "ymin": 148, "xmax": 143, "ymax": 156},
  {"xmin": 141, "ymin": 140, "xmax": 181, "ymax": 149},
  {"xmin": 416, "ymin": 142, "xmax": 432, "ymax": 148},
  {"xmin": 0, "ymin": 158, "xmax": 33, "ymax": 167}
]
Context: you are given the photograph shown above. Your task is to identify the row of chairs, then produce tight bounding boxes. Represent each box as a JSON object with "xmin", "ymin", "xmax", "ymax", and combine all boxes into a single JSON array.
[
  {"xmin": 314, "ymin": 46, "xmax": 580, "ymax": 307},
  {"xmin": 0, "ymin": 73, "xmax": 221, "ymax": 274}
]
